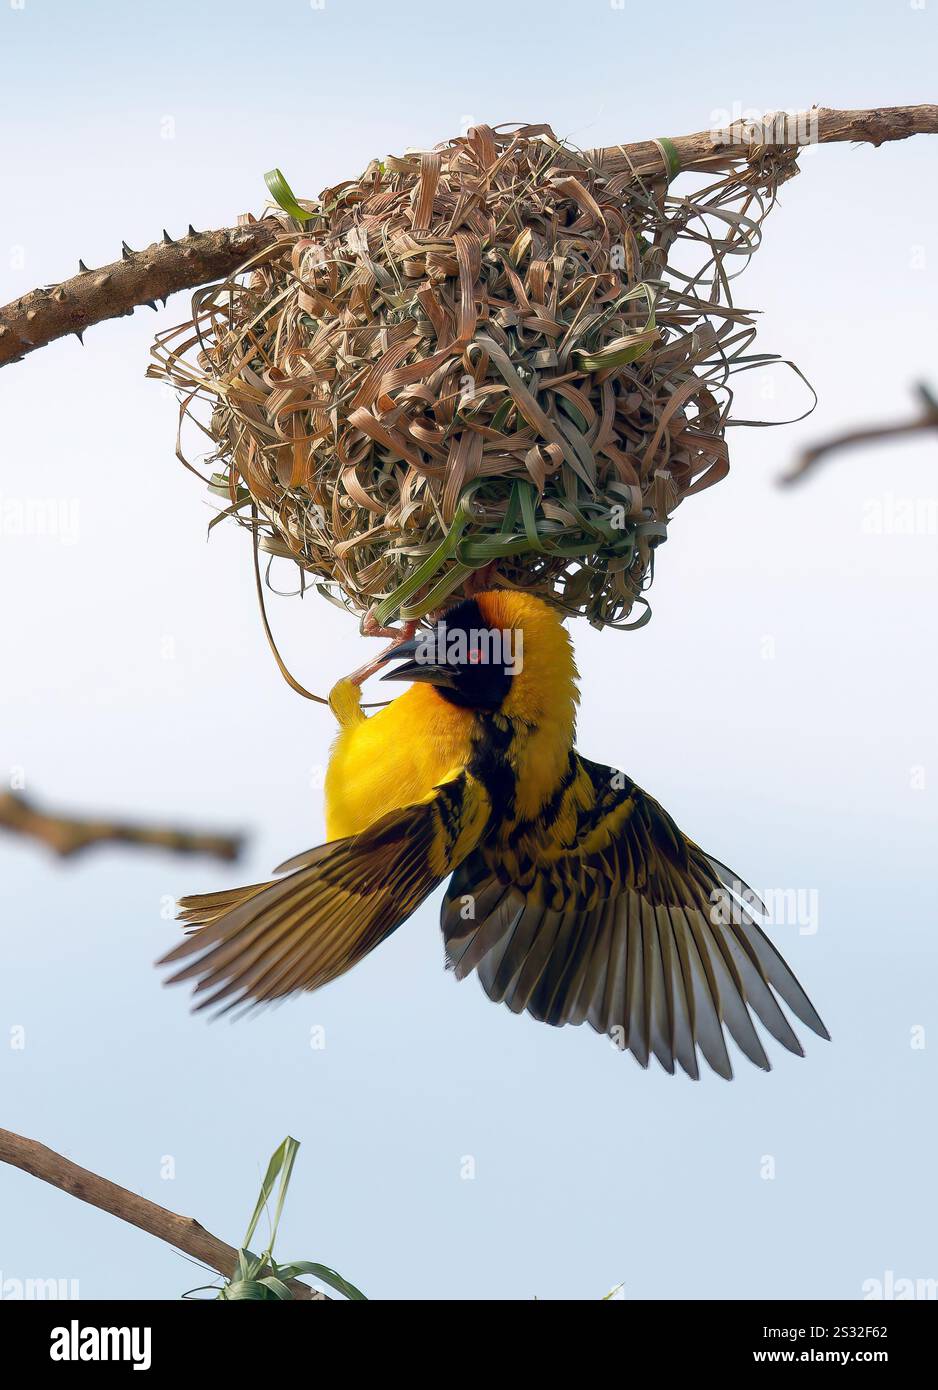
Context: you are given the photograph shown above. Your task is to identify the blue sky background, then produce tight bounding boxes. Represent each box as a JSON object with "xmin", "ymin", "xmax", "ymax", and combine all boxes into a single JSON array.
[{"xmin": 1, "ymin": 0, "xmax": 936, "ymax": 1300}]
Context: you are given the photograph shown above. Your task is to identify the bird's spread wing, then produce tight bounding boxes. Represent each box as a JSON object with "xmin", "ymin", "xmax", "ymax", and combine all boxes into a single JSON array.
[
  {"xmin": 441, "ymin": 755, "xmax": 828, "ymax": 1079},
  {"xmin": 160, "ymin": 769, "xmax": 490, "ymax": 1015}
]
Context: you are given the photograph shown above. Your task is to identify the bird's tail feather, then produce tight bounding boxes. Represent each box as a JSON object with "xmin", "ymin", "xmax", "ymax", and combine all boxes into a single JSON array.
[
  {"xmin": 160, "ymin": 769, "xmax": 488, "ymax": 1016},
  {"xmin": 177, "ymin": 881, "xmax": 271, "ymax": 931}
]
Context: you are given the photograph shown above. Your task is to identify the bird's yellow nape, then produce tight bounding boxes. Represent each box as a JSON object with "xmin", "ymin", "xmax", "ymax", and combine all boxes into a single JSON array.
[{"xmin": 470, "ymin": 589, "xmax": 579, "ymax": 732}]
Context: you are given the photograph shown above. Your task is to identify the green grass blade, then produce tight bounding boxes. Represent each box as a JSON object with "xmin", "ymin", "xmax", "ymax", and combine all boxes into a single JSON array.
[
  {"xmin": 280, "ymin": 1261, "xmax": 368, "ymax": 1301},
  {"xmin": 220, "ymin": 1279, "xmax": 279, "ymax": 1300},
  {"xmin": 264, "ymin": 168, "xmax": 315, "ymax": 223},
  {"xmin": 371, "ymin": 479, "xmax": 487, "ymax": 626},
  {"xmin": 256, "ymin": 1275, "xmax": 295, "ymax": 1300},
  {"xmin": 242, "ymin": 1135, "xmax": 300, "ymax": 1253}
]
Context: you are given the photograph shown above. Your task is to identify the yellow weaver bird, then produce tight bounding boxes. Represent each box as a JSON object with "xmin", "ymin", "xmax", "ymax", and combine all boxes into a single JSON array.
[{"xmin": 160, "ymin": 590, "xmax": 829, "ymax": 1079}]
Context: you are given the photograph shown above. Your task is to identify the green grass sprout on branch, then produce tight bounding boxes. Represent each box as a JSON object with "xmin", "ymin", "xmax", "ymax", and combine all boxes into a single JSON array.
[{"xmin": 186, "ymin": 1136, "xmax": 367, "ymax": 1301}]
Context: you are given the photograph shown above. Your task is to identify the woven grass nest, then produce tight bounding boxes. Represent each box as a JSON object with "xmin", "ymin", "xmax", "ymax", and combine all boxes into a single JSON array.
[{"xmin": 152, "ymin": 122, "xmax": 802, "ymax": 631}]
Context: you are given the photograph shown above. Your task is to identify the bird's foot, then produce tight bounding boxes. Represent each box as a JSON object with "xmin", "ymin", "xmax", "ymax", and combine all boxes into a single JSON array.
[
  {"xmin": 345, "ymin": 612, "xmax": 419, "ymax": 688},
  {"xmin": 359, "ymin": 609, "xmax": 418, "ymax": 643}
]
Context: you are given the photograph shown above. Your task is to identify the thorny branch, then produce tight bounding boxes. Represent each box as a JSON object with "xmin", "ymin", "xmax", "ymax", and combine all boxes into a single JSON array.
[
  {"xmin": 0, "ymin": 1128, "xmax": 326, "ymax": 1300},
  {"xmin": 0, "ymin": 105, "xmax": 936, "ymax": 369},
  {"xmin": 0, "ymin": 790, "xmax": 243, "ymax": 861},
  {"xmin": 0, "ymin": 221, "xmax": 280, "ymax": 369}
]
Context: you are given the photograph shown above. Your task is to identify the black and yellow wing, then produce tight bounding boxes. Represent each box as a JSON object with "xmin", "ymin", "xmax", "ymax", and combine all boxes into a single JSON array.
[
  {"xmin": 161, "ymin": 769, "xmax": 490, "ymax": 1015},
  {"xmin": 441, "ymin": 755, "xmax": 829, "ymax": 1079}
]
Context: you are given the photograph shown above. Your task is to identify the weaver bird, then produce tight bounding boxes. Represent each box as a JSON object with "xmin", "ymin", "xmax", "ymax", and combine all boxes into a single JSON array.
[{"xmin": 160, "ymin": 590, "xmax": 829, "ymax": 1078}]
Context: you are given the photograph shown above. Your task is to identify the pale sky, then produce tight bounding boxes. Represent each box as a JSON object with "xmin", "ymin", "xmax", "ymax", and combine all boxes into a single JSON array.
[{"xmin": 1, "ymin": 0, "xmax": 936, "ymax": 1300}]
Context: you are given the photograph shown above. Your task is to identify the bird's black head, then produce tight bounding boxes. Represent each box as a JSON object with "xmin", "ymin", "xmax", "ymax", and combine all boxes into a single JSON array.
[{"xmin": 378, "ymin": 597, "xmax": 518, "ymax": 712}]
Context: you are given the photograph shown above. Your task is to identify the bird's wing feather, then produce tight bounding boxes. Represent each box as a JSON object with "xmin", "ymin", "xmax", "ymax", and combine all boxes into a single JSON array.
[
  {"xmin": 441, "ymin": 755, "xmax": 828, "ymax": 1079},
  {"xmin": 161, "ymin": 769, "xmax": 490, "ymax": 1015}
]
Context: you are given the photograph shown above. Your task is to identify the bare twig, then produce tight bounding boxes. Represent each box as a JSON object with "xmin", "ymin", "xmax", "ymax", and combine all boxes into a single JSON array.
[
  {"xmin": 1, "ymin": 105, "xmax": 936, "ymax": 369},
  {"xmin": 0, "ymin": 789, "xmax": 243, "ymax": 861},
  {"xmin": 781, "ymin": 384, "xmax": 938, "ymax": 485},
  {"xmin": 0, "ymin": 1127, "xmax": 326, "ymax": 1300}
]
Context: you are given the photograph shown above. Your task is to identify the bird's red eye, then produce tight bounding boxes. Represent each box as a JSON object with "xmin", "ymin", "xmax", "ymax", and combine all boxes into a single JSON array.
[{"xmin": 468, "ymin": 648, "xmax": 482, "ymax": 664}]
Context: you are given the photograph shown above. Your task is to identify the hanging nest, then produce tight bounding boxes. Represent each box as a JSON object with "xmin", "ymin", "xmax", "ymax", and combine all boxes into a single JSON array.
[{"xmin": 150, "ymin": 122, "xmax": 803, "ymax": 631}]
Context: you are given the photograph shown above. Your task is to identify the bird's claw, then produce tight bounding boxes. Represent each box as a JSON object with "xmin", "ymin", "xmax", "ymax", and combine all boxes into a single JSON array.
[
  {"xmin": 359, "ymin": 608, "xmax": 416, "ymax": 643},
  {"xmin": 346, "ymin": 613, "xmax": 419, "ymax": 687}
]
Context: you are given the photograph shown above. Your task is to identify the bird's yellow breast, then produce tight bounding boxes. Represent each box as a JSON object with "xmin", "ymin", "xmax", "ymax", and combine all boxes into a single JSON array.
[{"xmin": 324, "ymin": 682, "xmax": 475, "ymax": 841}]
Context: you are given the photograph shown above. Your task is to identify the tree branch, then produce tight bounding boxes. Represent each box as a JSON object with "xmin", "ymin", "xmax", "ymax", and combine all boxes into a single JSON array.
[
  {"xmin": 0, "ymin": 1127, "xmax": 326, "ymax": 1300},
  {"xmin": 1, "ymin": 106, "xmax": 935, "ymax": 370},
  {"xmin": 780, "ymin": 384, "xmax": 938, "ymax": 485},
  {"xmin": 0, "ymin": 789, "xmax": 243, "ymax": 861},
  {"xmin": 583, "ymin": 103, "xmax": 938, "ymax": 177},
  {"xmin": 0, "ymin": 220, "xmax": 281, "ymax": 369}
]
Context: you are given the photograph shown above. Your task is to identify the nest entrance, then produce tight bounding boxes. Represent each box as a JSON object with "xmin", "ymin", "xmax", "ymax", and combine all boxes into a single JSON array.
[{"xmin": 151, "ymin": 122, "xmax": 802, "ymax": 631}]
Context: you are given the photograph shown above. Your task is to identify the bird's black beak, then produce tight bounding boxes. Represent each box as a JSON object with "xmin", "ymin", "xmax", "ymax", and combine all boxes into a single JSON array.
[{"xmin": 377, "ymin": 636, "xmax": 459, "ymax": 689}]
